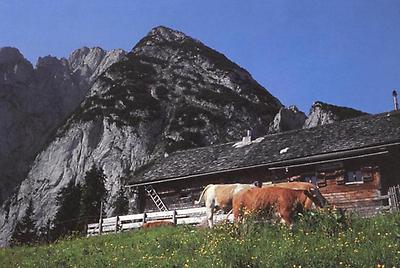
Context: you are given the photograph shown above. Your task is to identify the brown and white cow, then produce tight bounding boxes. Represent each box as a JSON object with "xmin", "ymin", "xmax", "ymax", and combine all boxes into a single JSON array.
[
  {"xmin": 195, "ymin": 181, "xmax": 327, "ymax": 228},
  {"xmin": 232, "ymin": 186, "xmax": 326, "ymax": 226},
  {"xmin": 194, "ymin": 183, "xmax": 255, "ymax": 227}
]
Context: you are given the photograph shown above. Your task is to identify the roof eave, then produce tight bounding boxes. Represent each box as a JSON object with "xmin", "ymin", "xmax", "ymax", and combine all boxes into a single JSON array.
[{"xmin": 126, "ymin": 141, "xmax": 400, "ymax": 188}]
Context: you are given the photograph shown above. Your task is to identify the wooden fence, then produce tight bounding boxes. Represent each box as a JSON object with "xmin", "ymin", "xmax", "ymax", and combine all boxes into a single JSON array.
[{"xmin": 87, "ymin": 207, "xmax": 233, "ymax": 236}]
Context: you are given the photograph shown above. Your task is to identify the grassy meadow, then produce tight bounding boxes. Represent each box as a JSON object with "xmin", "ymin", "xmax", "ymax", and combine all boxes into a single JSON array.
[{"xmin": 1, "ymin": 210, "xmax": 399, "ymax": 267}]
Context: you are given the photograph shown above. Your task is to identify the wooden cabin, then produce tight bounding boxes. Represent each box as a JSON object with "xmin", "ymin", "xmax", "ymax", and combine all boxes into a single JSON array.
[{"xmin": 127, "ymin": 111, "xmax": 400, "ymax": 216}]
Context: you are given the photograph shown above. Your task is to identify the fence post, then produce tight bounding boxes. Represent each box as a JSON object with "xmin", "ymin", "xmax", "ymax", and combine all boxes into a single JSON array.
[
  {"xmin": 142, "ymin": 212, "xmax": 147, "ymax": 224},
  {"xmin": 98, "ymin": 220, "xmax": 103, "ymax": 235},
  {"xmin": 172, "ymin": 210, "xmax": 177, "ymax": 225},
  {"xmin": 392, "ymin": 186, "xmax": 396, "ymax": 212},
  {"xmin": 115, "ymin": 216, "xmax": 119, "ymax": 234},
  {"xmin": 98, "ymin": 201, "xmax": 104, "ymax": 235},
  {"xmin": 395, "ymin": 185, "xmax": 400, "ymax": 212}
]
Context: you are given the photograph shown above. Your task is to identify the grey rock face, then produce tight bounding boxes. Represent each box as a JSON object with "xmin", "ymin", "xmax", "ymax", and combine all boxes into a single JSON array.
[
  {"xmin": 0, "ymin": 26, "xmax": 282, "ymax": 246},
  {"xmin": 0, "ymin": 46, "xmax": 126, "ymax": 207},
  {"xmin": 303, "ymin": 101, "xmax": 368, "ymax": 129},
  {"xmin": 268, "ymin": 105, "xmax": 307, "ymax": 133},
  {"xmin": 68, "ymin": 47, "xmax": 126, "ymax": 85},
  {"xmin": 0, "ymin": 47, "xmax": 34, "ymax": 84}
]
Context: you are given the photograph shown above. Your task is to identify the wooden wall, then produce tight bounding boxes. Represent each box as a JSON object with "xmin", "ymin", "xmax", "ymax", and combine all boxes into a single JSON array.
[
  {"xmin": 140, "ymin": 166, "xmax": 269, "ymax": 212},
  {"xmin": 317, "ymin": 168, "xmax": 385, "ymax": 216}
]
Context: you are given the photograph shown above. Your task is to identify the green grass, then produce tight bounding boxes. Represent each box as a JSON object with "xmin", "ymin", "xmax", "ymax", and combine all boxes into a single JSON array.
[{"xmin": 1, "ymin": 211, "xmax": 400, "ymax": 267}]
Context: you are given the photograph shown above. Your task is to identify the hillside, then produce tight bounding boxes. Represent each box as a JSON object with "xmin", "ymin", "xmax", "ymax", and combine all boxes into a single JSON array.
[{"xmin": 0, "ymin": 211, "xmax": 399, "ymax": 267}]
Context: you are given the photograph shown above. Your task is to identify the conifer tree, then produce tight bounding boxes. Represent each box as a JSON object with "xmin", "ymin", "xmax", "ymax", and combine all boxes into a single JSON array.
[
  {"xmin": 78, "ymin": 165, "xmax": 107, "ymax": 232},
  {"xmin": 112, "ymin": 187, "xmax": 129, "ymax": 216},
  {"xmin": 10, "ymin": 199, "xmax": 37, "ymax": 246},
  {"xmin": 52, "ymin": 180, "xmax": 81, "ymax": 239}
]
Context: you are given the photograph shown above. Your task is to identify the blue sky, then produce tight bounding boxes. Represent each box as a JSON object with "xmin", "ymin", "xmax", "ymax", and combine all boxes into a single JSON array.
[{"xmin": 1, "ymin": 0, "xmax": 399, "ymax": 114}]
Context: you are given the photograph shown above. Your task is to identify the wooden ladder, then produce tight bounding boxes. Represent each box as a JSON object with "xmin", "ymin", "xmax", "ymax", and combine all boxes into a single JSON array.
[
  {"xmin": 144, "ymin": 185, "xmax": 168, "ymax": 211},
  {"xmin": 388, "ymin": 185, "xmax": 400, "ymax": 212}
]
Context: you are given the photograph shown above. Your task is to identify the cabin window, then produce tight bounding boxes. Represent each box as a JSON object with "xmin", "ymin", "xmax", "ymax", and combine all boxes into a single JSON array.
[
  {"xmin": 361, "ymin": 166, "xmax": 374, "ymax": 182},
  {"xmin": 346, "ymin": 170, "xmax": 363, "ymax": 184}
]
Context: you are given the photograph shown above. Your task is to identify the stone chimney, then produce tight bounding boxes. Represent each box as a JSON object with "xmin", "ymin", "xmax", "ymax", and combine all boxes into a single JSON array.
[{"xmin": 242, "ymin": 130, "xmax": 252, "ymax": 143}]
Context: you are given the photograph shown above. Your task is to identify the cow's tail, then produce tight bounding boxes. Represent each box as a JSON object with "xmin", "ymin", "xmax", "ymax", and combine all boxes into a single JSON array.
[{"xmin": 194, "ymin": 184, "xmax": 212, "ymax": 205}]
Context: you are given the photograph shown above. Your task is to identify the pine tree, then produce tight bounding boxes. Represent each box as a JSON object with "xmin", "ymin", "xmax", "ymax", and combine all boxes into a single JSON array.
[
  {"xmin": 78, "ymin": 165, "xmax": 107, "ymax": 232},
  {"xmin": 10, "ymin": 199, "xmax": 37, "ymax": 246},
  {"xmin": 112, "ymin": 187, "xmax": 129, "ymax": 216},
  {"xmin": 52, "ymin": 180, "xmax": 82, "ymax": 240}
]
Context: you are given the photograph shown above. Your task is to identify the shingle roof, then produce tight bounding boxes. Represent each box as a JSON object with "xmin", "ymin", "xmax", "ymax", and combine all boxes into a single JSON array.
[{"xmin": 129, "ymin": 111, "xmax": 400, "ymax": 185}]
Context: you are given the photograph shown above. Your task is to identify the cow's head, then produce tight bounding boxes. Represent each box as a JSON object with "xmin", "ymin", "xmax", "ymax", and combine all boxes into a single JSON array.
[{"xmin": 305, "ymin": 187, "xmax": 328, "ymax": 209}]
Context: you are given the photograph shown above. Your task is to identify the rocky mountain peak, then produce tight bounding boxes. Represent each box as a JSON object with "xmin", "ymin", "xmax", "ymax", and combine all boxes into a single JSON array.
[
  {"xmin": 75, "ymin": 26, "xmax": 282, "ymax": 149},
  {"xmin": 68, "ymin": 47, "xmax": 126, "ymax": 84},
  {"xmin": 0, "ymin": 47, "xmax": 34, "ymax": 85},
  {"xmin": 146, "ymin": 26, "xmax": 189, "ymax": 44},
  {"xmin": 0, "ymin": 47, "xmax": 26, "ymax": 64},
  {"xmin": 303, "ymin": 101, "xmax": 369, "ymax": 129},
  {"xmin": 68, "ymin": 47, "xmax": 106, "ymax": 72},
  {"xmin": 268, "ymin": 105, "xmax": 307, "ymax": 133},
  {"xmin": 36, "ymin": 56, "xmax": 70, "ymax": 78}
]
